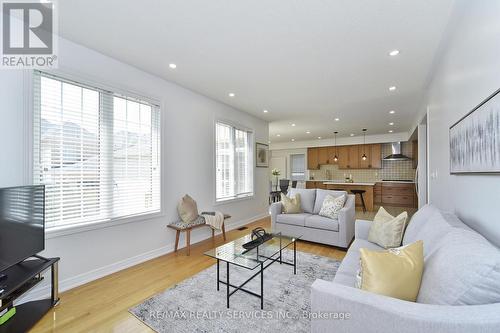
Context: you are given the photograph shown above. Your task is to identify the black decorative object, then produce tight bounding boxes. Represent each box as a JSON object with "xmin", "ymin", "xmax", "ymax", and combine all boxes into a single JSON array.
[{"xmin": 242, "ymin": 227, "xmax": 273, "ymax": 249}]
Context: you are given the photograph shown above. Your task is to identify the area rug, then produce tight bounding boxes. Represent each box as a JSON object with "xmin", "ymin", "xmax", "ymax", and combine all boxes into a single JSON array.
[{"xmin": 130, "ymin": 250, "xmax": 340, "ymax": 333}]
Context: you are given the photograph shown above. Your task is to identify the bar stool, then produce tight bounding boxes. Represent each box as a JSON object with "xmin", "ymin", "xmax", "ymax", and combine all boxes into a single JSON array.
[{"xmin": 351, "ymin": 189, "xmax": 367, "ymax": 213}]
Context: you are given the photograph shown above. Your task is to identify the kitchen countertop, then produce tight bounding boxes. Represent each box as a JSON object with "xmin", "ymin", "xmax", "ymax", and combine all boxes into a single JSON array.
[
  {"xmin": 307, "ymin": 179, "xmax": 415, "ymax": 184},
  {"xmin": 322, "ymin": 182, "xmax": 376, "ymax": 186}
]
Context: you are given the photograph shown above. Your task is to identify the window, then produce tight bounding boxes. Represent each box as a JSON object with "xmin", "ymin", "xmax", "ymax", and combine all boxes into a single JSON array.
[
  {"xmin": 215, "ymin": 122, "xmax": 253, "ymax": 201},
  {"xmin": 33, "ymin": 71, "xmax": 161, "ymax": 229},
  {"xmin": 290, "ymin": 154, "xmax": 305, "ymax": 181}
]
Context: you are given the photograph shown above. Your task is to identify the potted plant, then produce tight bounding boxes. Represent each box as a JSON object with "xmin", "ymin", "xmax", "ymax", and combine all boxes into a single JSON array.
[{"xmin": 271, "ymin": 168, "xmax": 281, "ymax": 190}]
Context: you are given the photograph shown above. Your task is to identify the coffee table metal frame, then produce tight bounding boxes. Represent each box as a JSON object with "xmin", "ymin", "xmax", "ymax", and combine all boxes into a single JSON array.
[{"xmin": 205, "ymin": 233, "xmax": 299, "ymax": 310}]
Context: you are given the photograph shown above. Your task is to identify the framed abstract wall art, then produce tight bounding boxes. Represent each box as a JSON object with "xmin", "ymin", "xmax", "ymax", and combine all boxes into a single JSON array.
[{"xmin": 450, "ymin": 88, "xmax": 500, "ymax": 174}]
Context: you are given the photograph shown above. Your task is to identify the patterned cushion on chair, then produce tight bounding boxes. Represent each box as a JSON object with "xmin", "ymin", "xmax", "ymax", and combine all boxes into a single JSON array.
[{"xmin": 169, "ymin": 215, "xmax": 206, "ymax": 229}]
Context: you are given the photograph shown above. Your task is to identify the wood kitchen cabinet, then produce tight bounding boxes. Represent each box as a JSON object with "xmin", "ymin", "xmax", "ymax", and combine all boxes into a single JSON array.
[
  {"xmin": 359, "ymin": 144, "xmax": 371, "ymax": 168},
  {"xmin": 337, "ymin": 146, "xmax": 350, "ymax": 169},
  {"xmin": 318, "ymin": 147, "xmax": 329, "ymax": 165},
  {"xmin": 307, "ymin": 147, "xmax": 319, "ymax": 170},
  {"xmin": 347, "ymin": 145, "xmax": 359, "ymax": 169},
  {"xmin": 370, "ymin": 144, "xmax": 382, "ymax": 169},
  {"xmin": 381, "ymin": 183, "xmax": 416, "ymax": 207},
  {"xmin": 327, "ymin": 146, "xmax": 338, "ymax": 165}
]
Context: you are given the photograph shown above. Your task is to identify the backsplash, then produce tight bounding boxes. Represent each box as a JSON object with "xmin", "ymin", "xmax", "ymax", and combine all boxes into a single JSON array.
[{"xmin": 308, "ymin": 143, "xmax": 416, "ymax": 182}]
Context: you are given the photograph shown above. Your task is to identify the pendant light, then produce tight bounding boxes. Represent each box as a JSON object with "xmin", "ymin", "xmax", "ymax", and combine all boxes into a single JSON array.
[
  {"xmin": 333, "ymin": 131, "xmax": 339, "ymax": 162},
  {"xmin": 361, "ymin": 128, "xmax": 367, "ymax": 161}
]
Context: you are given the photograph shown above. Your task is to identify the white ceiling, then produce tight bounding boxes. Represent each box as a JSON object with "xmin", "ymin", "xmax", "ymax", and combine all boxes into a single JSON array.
[{"xmin": 58, "ymin": 0, "xmax": 455, "ymax": 143}]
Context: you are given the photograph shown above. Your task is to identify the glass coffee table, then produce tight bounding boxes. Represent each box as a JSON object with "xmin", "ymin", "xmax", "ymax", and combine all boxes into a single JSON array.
[{"xmin": 204, "ymin": 232, "xmax": 301, "ymax": 309}]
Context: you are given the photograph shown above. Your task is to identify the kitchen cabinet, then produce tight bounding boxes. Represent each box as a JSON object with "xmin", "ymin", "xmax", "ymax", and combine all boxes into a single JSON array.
[
  {"xmin": 318, "ymin": 147, "xmax": 329, "ymax": 165},
  {"xmin": 307, "ymin": 143, "xmax": 381, "ymax": 169},
  {"xmin": 370, "ymin": 144, "xmax": 382, "ymax": 169},
  {"xmin": 307, "ymin": 147, "xmax": 319, "ymax": 170},
  {"xmin": 347, "ymin": 145, "xmax": 359, "ymax": 169},
  {"xmin": 337, "ymin": 146, "xmax": 350, "ymax": 169},
  {"xmin": 380, "ymin": 183, "xmax": 416, "ymax": 207},
  {"xmin": 374, "ymin": 183, "xmax": 382, "ymax": 204},
  {"xmin": 327, "ymin": 146, "xmax": 338, "ymax": 165},
  {"xmin": 359, "ymin": 144, "xmax": 371, "ymax": 168}
]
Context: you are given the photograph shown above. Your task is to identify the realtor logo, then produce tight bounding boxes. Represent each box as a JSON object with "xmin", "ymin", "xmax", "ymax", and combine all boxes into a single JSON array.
[{"xmin": 1, "ymin": 0, "xmax": 58, "ymax": 68}]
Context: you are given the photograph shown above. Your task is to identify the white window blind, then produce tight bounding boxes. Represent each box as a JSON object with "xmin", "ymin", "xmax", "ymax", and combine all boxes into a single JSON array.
[
  {"xmin": 290, "ymin": 154, "xmax": 305, "ymax": 181},
  {"xmin": 33, "ymin": 71, "xmax": 161, "ymax": 229},
  {"xmin": 215, "ymin": 122, "xmax": 253, "ymax": 201}
]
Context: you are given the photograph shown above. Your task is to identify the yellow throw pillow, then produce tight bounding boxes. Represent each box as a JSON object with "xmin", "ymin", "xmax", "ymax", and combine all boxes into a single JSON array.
[
  {"xmin": 357, "ymin": 240, "xmax": 424, "ymax": 302},
  {"xmin": 281, "ymin": 193, "xmax": 302, "ymax": 214},
  {"xmin": 368, "ymin": 207, "xmax": 408, "ymax": 248}
]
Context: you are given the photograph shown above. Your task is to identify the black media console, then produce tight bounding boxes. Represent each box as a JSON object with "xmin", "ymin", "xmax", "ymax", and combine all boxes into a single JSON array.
[{"xmin": 0, "ymin": 256, "xmax": 59, "ymax": 333}]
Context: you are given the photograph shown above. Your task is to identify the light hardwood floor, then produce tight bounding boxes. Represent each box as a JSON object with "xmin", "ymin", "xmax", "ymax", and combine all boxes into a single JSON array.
[{"xmin": 31, "ymin": 206, "xmax": 414, "ymax": 332}]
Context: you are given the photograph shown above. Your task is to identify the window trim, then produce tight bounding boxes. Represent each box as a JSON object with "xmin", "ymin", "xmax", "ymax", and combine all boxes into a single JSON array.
[
  {"xmin": 29, "ymin": 69, "xmax": 165, "ymax": 237},
  {"xmin": 213, "ymin": 119, "xmax": 255, "ymax": 205}
]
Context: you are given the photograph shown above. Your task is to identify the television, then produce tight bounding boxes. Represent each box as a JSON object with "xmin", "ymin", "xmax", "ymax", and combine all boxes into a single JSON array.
[{"xmin": 0, "ymin": 185, "xmax": 45, "ymax": 273}]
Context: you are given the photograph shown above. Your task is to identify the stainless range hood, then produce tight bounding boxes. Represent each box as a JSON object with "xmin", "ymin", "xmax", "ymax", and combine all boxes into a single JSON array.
[{"xmin": 384, "ymin": 142, "xmax": 411, "ymax": 160}]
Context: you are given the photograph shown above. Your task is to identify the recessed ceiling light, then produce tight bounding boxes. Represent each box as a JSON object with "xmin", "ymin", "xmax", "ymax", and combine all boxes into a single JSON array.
[
  {"xmin": 389, "ymin": 50, "xmax": 400, "ymax": 56},
  {"xmin": 263, "ymin": 109, "xmax": 269, "ymax": 113},
  {"xmin": 388, "ymin": 130, "xmax": 394, "ymax": 133},
  {"xmin": 389, "ymin": 110, "xmax": 396, "ymax": 114},
  {"xmin": 334, "ymin": 118, "xmax": 340, "ymax": 121},
  {"xmin": 276, "ymin": 134, "xmax": 281, "ymax": 137},
  {"xmin": 350, "ymin": 133, "xmax": 355, "ymax": 137},
  {"xmin": 317, "ymin": 136, "xmax": 322, "ymax": 139},
  {"xmin": 306, "ymin": 131, "xmax": 311, "ymax": 134},
  {"xmin": 389, "ymin": 122, "xmax": 394, "ymax": 126},
  {"xmin": 228, "ymin": 93, "xmax": 235, "ymax": 97},
  {"xmin": 291, "ymin": 123, "xmax": 296, "ymax": 127},
  {"xmin": 389, "ymin": 86, "xmax": 397, "ymax": 91},
  {"xmin": 169, "ymin": 63, "xmax": 177, "ymax": 69},
  {"xmin": 291, "ymin": 139, "xmax": 295, "ymax": 142}
]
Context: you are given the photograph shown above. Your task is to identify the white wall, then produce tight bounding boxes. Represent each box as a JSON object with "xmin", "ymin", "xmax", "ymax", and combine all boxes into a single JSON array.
[
  {"xmin": 424, "ymin": 0, "xmax": 500, "ymax": 246},
  {"xmin": 0, "ymin": 38, "xmax": 269, "ymax": 296}
]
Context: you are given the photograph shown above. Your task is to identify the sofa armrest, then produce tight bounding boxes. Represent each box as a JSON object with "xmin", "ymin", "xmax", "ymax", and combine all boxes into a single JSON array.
[
  {"xmin": 354, "ymin": 219, "xmax": 372, "ymax": 239},
  {"xmin": 269, "ymin": 202, "xmax": 282, "ymax": 231},
  {"xmin": 311, "ymin": 279, "xmax": 500, "ymax": 333},
  {"xmin": 337, "ymin": 194, "xmax": 355, "ymax": 248}
]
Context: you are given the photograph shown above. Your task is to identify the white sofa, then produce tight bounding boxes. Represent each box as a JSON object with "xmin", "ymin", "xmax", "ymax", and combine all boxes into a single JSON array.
[
  {"xmin": 311, "ymin": 204, "xmax": 500, "ymax": 333},
  {"xmin": 270, "ymin": 188, "xmax": 356, "ymax": 248}
]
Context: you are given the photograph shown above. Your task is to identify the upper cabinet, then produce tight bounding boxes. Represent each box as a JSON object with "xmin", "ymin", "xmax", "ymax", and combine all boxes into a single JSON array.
[
  {"xmin": 307, "ymin": 144, "xmax": 382, "ymax": 169},
  {"xmin": 347, "ymin": 145, "xmax": 360, "ymax": 169},
  {"xmin": 318, "ymin": 147, "xmax": 329, "ymax": 165},
  {"xmin": 307, "ymin": 147, "xmax": 320, "ymax": 170},
  {"xmin": 370, "ymin": 144, "xmax": 382, "ymax": 169}
]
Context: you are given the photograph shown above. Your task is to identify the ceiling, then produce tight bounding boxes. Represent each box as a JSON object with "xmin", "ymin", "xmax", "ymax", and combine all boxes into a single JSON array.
[{"xmin": 58, "ymin": 0, "xmax": 456, "ymax": 143}]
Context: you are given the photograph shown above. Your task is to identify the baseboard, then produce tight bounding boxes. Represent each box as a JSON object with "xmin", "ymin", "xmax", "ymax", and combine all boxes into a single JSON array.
[{"xmin": 16, "ymin": 212, "xmax": 269, "ymax": 304}]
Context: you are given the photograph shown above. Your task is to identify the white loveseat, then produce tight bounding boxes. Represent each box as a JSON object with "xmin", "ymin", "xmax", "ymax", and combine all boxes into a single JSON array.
[
  {"xmin": 270, "ymin": 188, "xmax": 356, "ymax": 248},
  {"xmin": 311, "ymin": 204, "xmax": 500, "ymax": 333}
]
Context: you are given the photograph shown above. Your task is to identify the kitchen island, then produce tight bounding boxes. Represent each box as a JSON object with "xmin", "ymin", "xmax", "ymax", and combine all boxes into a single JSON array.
[{"xmin": 306, "ymin": 181, "xmax": 375, "ymax": 211}]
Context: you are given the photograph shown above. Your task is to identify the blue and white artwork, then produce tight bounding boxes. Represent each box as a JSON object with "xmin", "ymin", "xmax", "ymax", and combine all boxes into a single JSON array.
[{"xmin": 450, "ymin": 90, "xmax": 500, "ymax": 173}]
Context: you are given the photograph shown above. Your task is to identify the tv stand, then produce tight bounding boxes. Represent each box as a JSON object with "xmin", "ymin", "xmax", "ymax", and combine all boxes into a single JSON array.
[{"xmin": 0, "ymin": 256, "xmax": 59, "ymax": 333}]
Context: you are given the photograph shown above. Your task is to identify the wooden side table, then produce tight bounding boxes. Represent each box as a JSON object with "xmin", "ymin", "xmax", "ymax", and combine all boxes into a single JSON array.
[{"xmin": 167, "ymin": 214, "xmax": 230, "ymax": 256}]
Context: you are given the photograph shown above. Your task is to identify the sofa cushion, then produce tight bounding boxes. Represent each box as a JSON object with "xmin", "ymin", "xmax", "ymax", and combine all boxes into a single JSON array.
[
  {"xmin": 305, "ymin": 215, "xmax": 339, "ymax": 232},
  {"xmin": 288, "ymin": 188, "xmax": 316, "ymax": 213},
  {"xmin": 319, "ymin": 194, "xmax": 346, "ymax": 220},
  {"xmin": 368, "ymin": 207, "xmax": 408, "ymax": 248},
  {"xmin": 334, "ymin": 238, "xmax": 383, "ymax": 284},
  {"xmin": 418, "ymin": 228, "xmax": 500, "ymax": 305},
  {"xmin": 357, "ymin": 241, "xmax": 424, "ymax": 302},
  {"xmin": 411, "ymin": 210, "xmax": 454, "ymax": 258},
  {"xmin": 281, "ymin": 193, "xmax": 302, "ymax": 214},
  {"xmin": 313, "ymin": 189, "xmax": 348, "ymax": 214},
  {"xmin": 276, "ymin": 213, "xmax": 311, "ymax": 227},
  {"xmin": 403, "ymin": 204, "xmax": 439, "ymax": 245}
]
